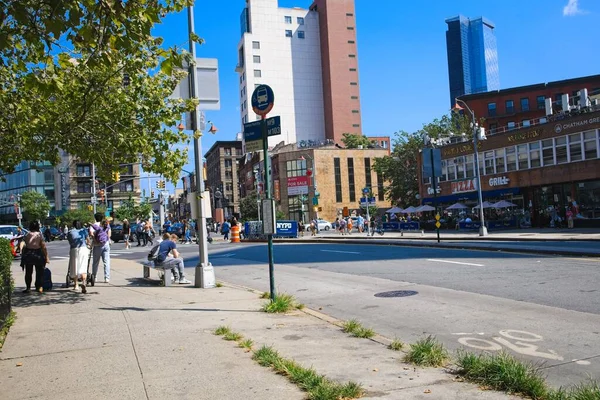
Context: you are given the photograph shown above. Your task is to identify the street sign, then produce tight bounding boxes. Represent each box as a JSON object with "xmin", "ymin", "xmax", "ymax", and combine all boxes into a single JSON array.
[
  {"xmin": 422, "ymin": 148, "xmax": 442, "ymax": 181},
  {"xmin": 16, "ymin": 213, "xmax": 22, "ymax": 220},
  {"xmin": 265, "ymin": 116, "xmax": 281, "ymax": 136},
  {"xmin": 243, "ymin": 120, "xmax": 262, "ymax": 141},
  {"xmin": 251, "ymin": 84, "xmax": 274, "ymax": 116},
  {"xmin": 362, "ymin": 187, "xmax": 370, "ymax": 195},
  {"xmin": 435, "ymin": 214, "xmax": 441, "ymax": 221},
  {"xmin": 360, "ymin": 197, "xmax": 376, "ymax": 208},
  {"xmin": 435, "ymin": 221, "xmax": 441, "ymax": 229}
]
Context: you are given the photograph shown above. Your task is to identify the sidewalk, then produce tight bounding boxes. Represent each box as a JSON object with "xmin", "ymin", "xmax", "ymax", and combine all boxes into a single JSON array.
[{"xmin": 0, "ymin": 258, "xmax": 518, "ymax": 400}]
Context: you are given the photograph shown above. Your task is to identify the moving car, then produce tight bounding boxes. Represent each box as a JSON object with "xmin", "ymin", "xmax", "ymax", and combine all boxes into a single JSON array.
[
  {"xmin": 0, "ymin": 225, "xmax": 23, "ymax": 239},
  {"xmin": 110, "ymin": 224, "xmax": 124, "ymax": 243},
  {"xmin": 317, "ymin": 219, "xmax": 332, "ymax": 231}
]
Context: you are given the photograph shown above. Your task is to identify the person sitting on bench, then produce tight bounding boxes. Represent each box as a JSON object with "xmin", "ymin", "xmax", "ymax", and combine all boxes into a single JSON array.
[{"xmin": 154, "ymin": 233, "xmax": 191, "ymax": 284}]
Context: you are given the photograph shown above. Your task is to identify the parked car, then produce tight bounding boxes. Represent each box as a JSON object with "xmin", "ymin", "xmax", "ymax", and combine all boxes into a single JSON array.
[
  {"xmin": 0, "ymin": 225, "xmax": 24, "ymax": 239},
  {"xmin": 41, "ymin": 226, "xmax": 62, "ymax": 241},
  {"xmin": 317, "ymin": 219, "xmax": 332, "ymax": 231},
  {"xmin": 110, "ymin": 224, "xmax": 124, "ymax": 243}
]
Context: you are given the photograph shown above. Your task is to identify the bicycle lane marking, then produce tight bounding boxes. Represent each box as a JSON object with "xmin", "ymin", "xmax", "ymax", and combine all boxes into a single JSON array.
[{"xmin": 427, "ymin": 259, "xmax": 484, "ymax": 267}]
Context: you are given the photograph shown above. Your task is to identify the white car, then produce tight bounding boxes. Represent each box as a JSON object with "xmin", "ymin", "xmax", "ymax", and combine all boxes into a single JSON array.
[
  {"xmin": 317, "ymin": 219, "xmax": 332, "ymax": 231},
  {"xmin": 0, "ymin": 225, "xmax": 25, "ymax": 239}
]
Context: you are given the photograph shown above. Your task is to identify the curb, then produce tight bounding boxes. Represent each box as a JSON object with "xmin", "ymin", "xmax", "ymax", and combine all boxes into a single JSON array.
[{"xmin": 241, "ymin": 238, "xmax": 600, "ymax": 257}]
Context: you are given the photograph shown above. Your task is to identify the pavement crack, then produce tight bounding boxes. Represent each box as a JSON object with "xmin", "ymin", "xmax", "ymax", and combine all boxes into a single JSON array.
[
  {"xmin": 0, "ymin": 345, "xmax": 111, "ymax": 361},
  {"xmin": 122, "ymin": 310, "xmax": 150, "ymax": 400},
  {"xmin": 539, "ymin": 353, "xmax": 600, "ymax": 369}
]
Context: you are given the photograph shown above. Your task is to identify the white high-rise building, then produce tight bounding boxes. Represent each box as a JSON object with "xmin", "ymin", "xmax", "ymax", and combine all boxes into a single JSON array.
[{"xmin": 237, "ymin": 0, "xmax": 326, "ymax": 147}]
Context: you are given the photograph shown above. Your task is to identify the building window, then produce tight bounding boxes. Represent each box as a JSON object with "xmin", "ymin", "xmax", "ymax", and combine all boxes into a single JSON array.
[
  {"xmin": 537, "ymin": 95, "xmax": 546, "ymax": 110},
  {"xmin": 119, "ymin": 181, "xmax": 133, "ymax": 192},
  {"xmin": 489, "ymin": 123, "xmax": 497, "ymax": 131},
  {"xmin": 520, "ymin": 97, "xmax": 529, "ymax": 112},
  {"xmin": 346, "ymin": 12, "xmax": 354, "ymax": 16},
  {"xmin": 517, "ymin": 144, "xmax": 529, "ymax": 170},
  {"xmin": 225, "ymin": 171, "xmax": 233, "ymax": 179},
  {"xmin": 349, "ymin": 68, "xmax": 357, "ymax": 72},
  {"xmin": 569, "ymin": 133, "xmax": 582, "ymax": 162},
  {"xmin": 351, "ymin": 96, "xmax": 358, "ymax": 99},
  {"xmin": 351, "ymin": 110, "xmax": 359, "ymax": 113},
  {"xmin": 446, "ymin": 158, "xmax": 456, "ymax": 180},
  {"xmin": 505, "ymin": 100, "xmax": 514, "ymax": 114},
  {"xmin": 297, "ymin": 16, "xmax": 304, "ymax": 25},
  {"xmin": 285, "ymin": 30, "xmax": 292, "ymax": 37},
  {"xmin": 347, "ymin": 26, "xmax": 355, "ymax": 30},
  {"xmin": 348, "ymin": 40, "xmax": 355, "ymax": 44},
  {"xmin": 352, "ymin": 124, "xmax": 360, "ymax": 128},
  {"xmin": 529, "ymin": 142, "xmax": 541, "ymax": 168},
  {"xmin": 350, "ymin": 82, "xmax": 357, "ymax": 86},
  {"xmin": 494, "ymin": 149, "xmax": 505, "ymax": 173},
  {"xmin": 286, "ymin": 159, "xmax": 307, "ymax": 177},
  {"xmin": 465, "ymin": 155, "xmax": 474, "ymax": 178},
  {"xmin": 77, "ymin": 182, "xmax": 91, "ymax": 194},
  {"xmin": 284, "ymin": 16, "xmax": 292, "ymax": 24},
  {"xmin": 254, "ymin": 69, "xmax": 261, "ymax": 78},
  {"xmin": 252, "ymin": 41, "xmax": 260, "ymax": 49},
  {"xmin": 522, "ymin": 119, "xmax": 531, "ymax": 127},
  {"xmin": 364, "ymin": 158, "xmax": 372, "ymax": 188},
  {"xmin": 76, "ymin": 164, "xmax": 91, "ymax": 177},
  {"xmin": 253, "ymin": 55, "xmax": 260, "ymax": 63},
  {"xmin": 348, "ymin": 54, "xmax": 355, "ymax": 58},
  {"xmin": 377, "ymin": 173, "xmax": 385, "ymax": 201},
  {"xmin": 334, "ymin": 158, "xmax": 342, "ymax": 202},
  {"xmin": 506, "ymin": 147, "xmax": 517, "ymax": 171},
  {"xmin": 224, "ymin": 148, "xmax": 232, "ymax": 156},
  {"xmin": 484, "ymin": 151, "xmax": 495, "ymax": 175},
  {"xmin": 555, "ymin": 137, "xmax": 567, "ymax": 163},
  {"xmin": 487, "ymin": 102, "xmax": 496, "ymax": 117},
  {"xmin": 224, "ymin": 159, "xmax": 233, "ymax": 168},
  {"xmin": 554, "ymin": 93, "xmax": 564, "ymax": 107},
  {"xmin": 507, "ymin": 121, "xmax": 516, "ymax": 130},
  {"xmin": 583, "ymin": 130, "xmax": 598, "ymax": 159},
  {"xmin": 455, "ymin": 156, "xmax": 465, "ymax": 179},
  {"xmin": 542, "ymin": 139, "xmax": 554, "ymax": 166},
  {"xmin": 347, "ymin": 158, "xmax": 356, "ymax": 202},
  {"xmin": 297, "ymin": 31, "xmax": 305, "ymax": 39}
]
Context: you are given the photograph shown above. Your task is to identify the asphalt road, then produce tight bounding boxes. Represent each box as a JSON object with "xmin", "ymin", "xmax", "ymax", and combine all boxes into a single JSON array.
[{"xmin": 44, "ymin": 239, "xmax": 600, "ymax": 388}]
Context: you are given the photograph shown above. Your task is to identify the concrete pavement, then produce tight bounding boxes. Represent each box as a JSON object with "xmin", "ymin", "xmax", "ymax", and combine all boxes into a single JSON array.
[{"xmin": 0, "ymin": 256, "xmax": 519, "ymax": 400}]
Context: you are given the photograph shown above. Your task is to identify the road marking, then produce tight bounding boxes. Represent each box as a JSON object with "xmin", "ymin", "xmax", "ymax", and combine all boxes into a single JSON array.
[
  {"xmin": 427, "ymin": 259, "xmax": 484, "ymax": 267},
  {"xmin": 53, "ymin": 256, "xmax": 69, "ymax": 260},
  {"xmin": 211, "ymin": 253, "xmax": 236, "ymax": 258},
  {"xmin": 321, "ymin": 250, "xmax": 361, "ymax": 255}
]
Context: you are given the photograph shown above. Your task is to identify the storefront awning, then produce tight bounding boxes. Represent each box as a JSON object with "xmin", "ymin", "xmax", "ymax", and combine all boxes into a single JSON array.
[{"xmin": 423, "ymin": 187, "xmax": 520, "ymax": 205}]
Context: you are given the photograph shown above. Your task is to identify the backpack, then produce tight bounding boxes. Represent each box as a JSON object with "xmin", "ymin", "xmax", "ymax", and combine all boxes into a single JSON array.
[
  {"xmin": 43, "ymin": 267, "xmax": 53, "ymax": 291},
  {"xmin": 92, "ymin": 224, "xmax": 109, "ymax": 245},
  {"xmin": 147, "ymin": 244, "xmax": 160, "ymax": 262}
]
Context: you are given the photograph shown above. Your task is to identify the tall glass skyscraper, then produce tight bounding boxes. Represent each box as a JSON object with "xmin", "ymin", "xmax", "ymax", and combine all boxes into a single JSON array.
[{"xmin": 445, "ymin": 15, "xmax": 500, "ymax": 106}]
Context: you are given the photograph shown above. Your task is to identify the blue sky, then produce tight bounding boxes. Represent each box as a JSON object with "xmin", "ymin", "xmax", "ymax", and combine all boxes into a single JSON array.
[{"xmin": 154, "ymin": 0, "xmax": 599, "ymax": 187}]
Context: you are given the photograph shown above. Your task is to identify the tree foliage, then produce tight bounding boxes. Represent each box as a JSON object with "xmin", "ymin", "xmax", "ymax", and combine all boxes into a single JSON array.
[
  {"xmin": 373, "ymin": 113, "xmax": 475, "ymax": 207},
  {"xmin": 56, "ymin": 208, "xmax": 95, "ymax": 228},
  {"xmin": 113, "ymin": 196, "xmax": 152, "ymax": 222},
  {"xmin": 239, "ymin": 192, "xmax": 259, "ymax": 221},
  {"xmin": 19, "ymin": 191, "xmax": 51, "ymax": 223},
  {"xmin": 0, "ymin": 0, "xmax": 200, "ymax": 182},
  {"xmin": 341, "ymin": 133, "xmax": 373, "ymax": 149}
]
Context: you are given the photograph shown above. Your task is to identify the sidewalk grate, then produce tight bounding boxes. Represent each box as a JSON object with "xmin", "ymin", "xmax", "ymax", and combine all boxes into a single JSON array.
[{"xmin": 374, "ymin": 290, "xmax": 418, "ymax": 298}]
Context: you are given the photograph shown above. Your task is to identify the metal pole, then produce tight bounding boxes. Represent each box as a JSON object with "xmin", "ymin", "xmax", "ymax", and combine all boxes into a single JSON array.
[
  {"xmin": 17, "ymin": 194, "xmax": 22, "ymax": 227},
  {"xmin": 188, "ymin": 5, "xmax": 213, "ymax": 288},
  {"xmin": 257, "ymin": 199, "xmax": 261, "ymax": 221},
  {"xmin": 92, "ymin": 163, "xmax": 97, "ymax": 214},
  {"xmin": 431, "ymin": 148, "xmax": 440, "ymax": 243},
  {"xmin": 262, "ymin": 116, "xmax": 276, "ymax": 301},
  {"xmin": 312, "ymin": 157, "xmax": 319, "ymax": 222},
  {"xmin": 471, "ymin": 109, "xmax": 488, "ymax": 236},
  {"xmin": 158, "ymin": 191, "xmax": 165, "ymax": 234},
  {"xmin": 365, "ymin": 192, "xmax": 370, "ymax": 236}
]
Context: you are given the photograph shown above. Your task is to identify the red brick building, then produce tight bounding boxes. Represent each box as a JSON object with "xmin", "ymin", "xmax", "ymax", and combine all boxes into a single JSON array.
[{"xmin": 419, "ymin": 75, "xmax": 600, "ymax": 228}]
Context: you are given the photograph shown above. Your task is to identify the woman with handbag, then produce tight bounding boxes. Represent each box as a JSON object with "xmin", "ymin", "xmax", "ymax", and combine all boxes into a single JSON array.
[
  {"xmin": 21, "ymin": 221, "xmax": 50, "ymax": 294},
  {"xmin": 67, "ymin": 220, "xmax": 90, "ymax": 293}
]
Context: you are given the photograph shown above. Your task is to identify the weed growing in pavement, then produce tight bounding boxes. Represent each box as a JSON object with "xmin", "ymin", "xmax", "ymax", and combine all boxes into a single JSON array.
[
  {"xmin": 388, "ymin": 338, "xmax": 404, "ymax": 351},
  {"xmin": 547, "ymin": 379, "xmax": 600, "ymax": 400},
  {"xmin": 341, "ymin": 319, "xmax": 375, "ymax": 339},
  {"xmin": 224, "ymin": 331, "xmax": 243, "ymax": 341},
  {"xmin": 404, "ymin": 335, "xmax": 449, "ymax": 367},
  {"xmin": 213, "ymin": 325, "xmax": 231, "ymax": 336},
  {"xmin": 0, "ymin": 311, "xmax": 16, "ymax": 351},
  {"xmin": 238, "ymin": 339, "xmax": 254, "ymax": 350},
  {"xmin": 260, "ymin": 291, "xmax": 270, "ymax": 299},
  {"xmin": 261, "ymin": 293, "xmax": 304, "ymax": 313},
  {"xmin": 215, "ymin": 282, "xmax": 223, "ymax": 288},
  {"xmin": 252, "ymin": 345, "xmax": 363, "ymax": 399},
  {"xmin": 455, "ymin": 351, "xmax": 547, "ymax": 398}
]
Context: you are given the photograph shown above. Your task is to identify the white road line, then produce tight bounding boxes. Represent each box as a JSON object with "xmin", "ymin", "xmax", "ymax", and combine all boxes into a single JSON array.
[
  {"xmin": 53, "ymin": 256, "xmax": 69, "ymax": 259},
  {"xmin": 321, "ymin": 250, "xmax": 361, "ymax": 255},
  {"xmin": 427, "ymin": 259, "xmax": 484, "ymax": 267}
]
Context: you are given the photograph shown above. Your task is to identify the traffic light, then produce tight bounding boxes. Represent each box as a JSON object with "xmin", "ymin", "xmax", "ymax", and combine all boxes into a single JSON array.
[
  {"xmin": 151, "ymin": 190, "xmax": 155, "ymax": 197},
  {"xmin": 156, "ymin": 180, "xmax": 165, "ymax": 189},
  {"xmin": 112, "ymin": 172, "xmax": 120, "ymax": 182}
]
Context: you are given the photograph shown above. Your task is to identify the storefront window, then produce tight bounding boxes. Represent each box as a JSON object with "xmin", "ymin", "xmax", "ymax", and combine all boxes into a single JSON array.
[
  {"xmin": 568, "ymin": 133, "xmax": 582, "ymax": 162},
  {"xmin": 465, "ymin": 155, "xmax": 474, "ymax": 178},
  {"xmin": 506, "ymin": 147, "xmax": 517, "ymax": 171},
  {"xmin": 529, "ymin": 142, "xmax": 541, "ymax": 168},
  {"xmin": 555, "ymin": 137, "xmax": 567, "ymax": 164},
  {"xmin": 494, "ymin": 149, "xmax": 505, "ymax": 173},
  {"xmin": 456, "ymin": 156, "xmax": 465, "ymax": 179},
  {"xmin": 542, "ymin": 139, "xmax": 554, "ymax": 166},
  {"xmin": 517, "ymin": 144, "xmax": 529, "ymax": 170},
  {"xmin": 447, "ymin": 158, "xmax": 456, "ymax": 181},
  {"xmin": 577, "ymin": 181, "xmax": 600, "ymax": 219},
  {"xmin": 583, "ymin": 130, "xmax": 598, "ymax": 160},
  {"xmin": 484, "ymin": 151, "xmax": 494, "ymax": 175},
  {"xmin": 440, "ymin": 160, "xmax": 447, "ymax": 182}
]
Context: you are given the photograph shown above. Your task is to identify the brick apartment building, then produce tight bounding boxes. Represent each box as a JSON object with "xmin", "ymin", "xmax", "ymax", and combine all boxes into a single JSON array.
[{"xmin": 419, "ymin": 74, "xmax": 600, "ymax": 228}]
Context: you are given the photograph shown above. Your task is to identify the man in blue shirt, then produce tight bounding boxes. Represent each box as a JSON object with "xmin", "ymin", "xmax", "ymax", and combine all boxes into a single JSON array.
[{"xmin": 155, "ymin": 233, "xmax": 190, "ymax": 284}]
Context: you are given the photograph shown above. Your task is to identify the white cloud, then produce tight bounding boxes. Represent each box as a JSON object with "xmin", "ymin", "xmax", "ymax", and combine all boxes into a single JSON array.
[{"xmin": 563, "ymin": 0, "xmax": 587, "ymax": 16}]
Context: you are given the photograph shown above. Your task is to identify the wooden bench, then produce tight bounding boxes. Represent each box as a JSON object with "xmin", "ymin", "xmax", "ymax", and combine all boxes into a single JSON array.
[{"xmin": 142, "ymin": 261, "xmax": 173, "ymax": 287}]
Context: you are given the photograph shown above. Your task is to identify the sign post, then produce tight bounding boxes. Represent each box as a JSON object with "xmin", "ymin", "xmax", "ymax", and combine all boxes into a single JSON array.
[
  {"xmin": 422, "ymin": 148, "xmax": 442, "ymax": 243},
  {"xmin": 252, "ymin": 84, "xmax": 278, "ymax": 301}
]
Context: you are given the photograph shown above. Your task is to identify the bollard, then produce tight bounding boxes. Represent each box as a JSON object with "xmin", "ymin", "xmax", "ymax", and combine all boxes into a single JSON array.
[
  {"xmin": 401, "ymin": 230, "xmax": 403, "ymax": 237},
  {"xmin": 421, "ymin": 229, "xmax": 425, "ymax": 237}
]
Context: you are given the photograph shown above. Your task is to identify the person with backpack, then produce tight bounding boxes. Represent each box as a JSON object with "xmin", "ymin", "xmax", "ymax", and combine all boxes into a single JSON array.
[
  {"xmin": 20, "ymin": 221, "xmax": 50, "ymax": 293},
  {"xmin": 153, "ymin": 233, "xmax": 191, "ymax": 284},
  {"xmin": 89, "ymin": 213, "xmax": 111, "ymax": 283}
]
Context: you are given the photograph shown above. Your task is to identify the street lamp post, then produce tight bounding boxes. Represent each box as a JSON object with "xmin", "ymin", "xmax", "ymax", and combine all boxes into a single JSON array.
[
  {"xmin": 454, "ymin": 99, "xmax": 488, "ymax": 236},
  {"xmin": 299, "ymin": 154, "xmax": 318, "ymax": 223}
]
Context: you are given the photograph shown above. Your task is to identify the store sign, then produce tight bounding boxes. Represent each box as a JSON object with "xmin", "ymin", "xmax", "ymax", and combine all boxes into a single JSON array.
[
  {"xmin": 287, "ymin": 176, "xmax": 309, "ymax": 195},
  {"xmin": 555, "ymin": 116, "xmax": 600, "ymax": 133},
  {"xmin": 507, "ymin": 129, "xmax": 541, "ymax": 143},
  {"xmin": 451, "ymin": 179, "xmax": 477, "ymax": 194},
  {"xmin": 274, "ymin": 179, "xmax": 281, "ymax": 201},
  {"xmin": 489, "ymin": 176, "xmax": 510, "ymax": 186}
]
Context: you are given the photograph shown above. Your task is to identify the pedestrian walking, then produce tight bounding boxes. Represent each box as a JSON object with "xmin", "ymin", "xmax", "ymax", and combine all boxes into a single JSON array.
[
  {"xmin": 184, "ymin": 219, "xmax": 192, "ymax": 244},
  {"xmin": 347, "ymin": 218, "xmax": 353, "ymax": 234},
  {"xmin": 136, "ymin": 220, "xmax": 146, "ymax": 247},
  {"xmin": 90, "ymin": 213, "xmax": 111, "ymax": 283},
  {"xmin": 67, "ymin": 220, "xmax": 90, "ymax": 293},
  {"xmin": 122, "ymin": 219, "xmax": 131, "ymax": 249},
  {"xmin": 144, "ymin": 222, "xmax": 155, "ymax": 246},
  {"xmin": 20, "ymin": 221, "xmax": 49, "ymax": 294},
  {"xmin": 357, "ymin": 215, "xmax": 364, "ymax": 233},
  {"xmin": 43, "ymin": 225, "xmax": 52, "ymax": 242},
  {"xmin": 221, "ymin": 220, "xmax": 230, "ymax": 241}
]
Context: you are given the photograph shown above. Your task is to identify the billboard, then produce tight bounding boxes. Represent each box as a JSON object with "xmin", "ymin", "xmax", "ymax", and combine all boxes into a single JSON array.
[{"xmin": 287, "ymin": 176, "xmax": 309, "ymax": 195}]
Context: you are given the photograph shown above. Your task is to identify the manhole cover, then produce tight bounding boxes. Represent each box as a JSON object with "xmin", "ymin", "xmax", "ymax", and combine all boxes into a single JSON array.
[{"xmin": 374, "ymin": 290, "xmax": 418, "ymax": 298}]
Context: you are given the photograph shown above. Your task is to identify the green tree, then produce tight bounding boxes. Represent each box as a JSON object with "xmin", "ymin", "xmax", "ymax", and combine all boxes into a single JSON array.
[
  {"xmin": 113, "ymin": 196, "xmax": 152, "ymax": 221},
  {"xmin": 341, "ymin": 133, "xmax": 373, "ymax": 149},
  {"xmin": 20, "ymin": 191, "xmax": 51, "ymax": 223},
  {"xmin": 0, "ymin": 0, "xmax": 199, "ymax": 182},
  {"xmin": 239, "ymin": 192, "xmax": 259, "ymax": 221},
  {"xmin": 56, "ymin": 208, "xmax": 95, "ymax": 228}
]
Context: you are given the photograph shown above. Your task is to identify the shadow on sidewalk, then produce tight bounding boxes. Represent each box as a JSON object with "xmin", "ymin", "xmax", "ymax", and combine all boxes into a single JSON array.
[
  {"xmin": 11, "ymin": 288, "xmax": 90, "ymax": 309},
  {"xmin": 97, "ymin": 306, "xmax": 261, "ymax": 313}
]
